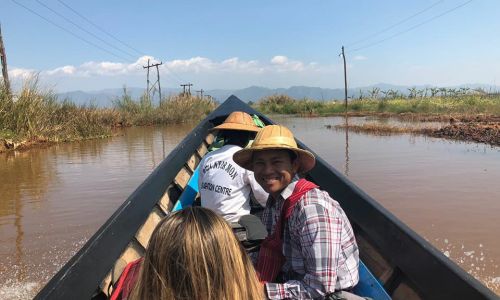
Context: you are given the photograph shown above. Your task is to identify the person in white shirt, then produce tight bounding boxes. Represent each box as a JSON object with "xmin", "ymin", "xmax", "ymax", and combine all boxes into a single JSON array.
[{"xmin": 199, "ymin": 111, "xmax": 268, "ymax": 222}]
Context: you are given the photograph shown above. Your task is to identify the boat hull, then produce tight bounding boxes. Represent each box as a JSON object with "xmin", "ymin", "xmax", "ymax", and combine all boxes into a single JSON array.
[{"xmin": 35, "ymin": 96, "xmax": 498, "ymax": 300}]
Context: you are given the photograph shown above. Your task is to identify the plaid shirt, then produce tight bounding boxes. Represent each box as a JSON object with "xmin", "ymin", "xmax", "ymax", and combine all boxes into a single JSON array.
[{"xmin": 262, "ymin": 180, "xmax": 359, "ymax": 299}]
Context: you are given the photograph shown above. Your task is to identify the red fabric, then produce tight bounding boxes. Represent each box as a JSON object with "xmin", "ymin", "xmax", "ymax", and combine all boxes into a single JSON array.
[
  {"xmin": 256, "ymin": 179, "xmax": 318, "ymax": 282},
  {"xmin": 110, "ymin": 258, "xmax": 143, "ymax": 300}
]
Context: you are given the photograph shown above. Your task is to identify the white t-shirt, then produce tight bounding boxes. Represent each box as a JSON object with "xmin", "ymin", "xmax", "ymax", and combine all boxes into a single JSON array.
[{"xmin": 198, "ymin": 144, "xmax": 268, "ymax": 222}]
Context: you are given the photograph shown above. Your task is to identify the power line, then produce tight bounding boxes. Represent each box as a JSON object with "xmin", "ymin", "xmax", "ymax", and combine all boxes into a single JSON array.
[
  {"xmin": 54, "ymin": 0, "xmax": 187, "ymax": 84},
  {"xmin": 56, "ymin": 0, "xmax": 143, "ymax": 57},
  {"xmin": 35, "ymin": 0, "xmax": 137, "ymax": 60},
  {"xmin": 13, "ymin": 0, "xmax": 187, "ymax": 85},
  {"xmin": 348, "ymin": 0, "xmax": 475, "ymax": 53},
  {"xmin": 11, "ymin": 0, "xmax": 131, "ymax": 61},
  {"xmin": 154, "ymin": 59, "xmax": 186, "ymax": 85},
  {"xmin": 346, "ymin": 0, "xmax": 444, "ymax": 48}
]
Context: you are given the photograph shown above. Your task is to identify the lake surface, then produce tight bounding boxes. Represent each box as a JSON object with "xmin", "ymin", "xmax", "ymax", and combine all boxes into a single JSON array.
[{"xmin": 1, "ymin": 116, "xmax": 499, "ymax": 298}]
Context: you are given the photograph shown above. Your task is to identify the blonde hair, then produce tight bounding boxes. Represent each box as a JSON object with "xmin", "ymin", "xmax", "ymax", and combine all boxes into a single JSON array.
[{"xmin": 130, "ymin": 206, "xmax": 263, "ymax": 300}]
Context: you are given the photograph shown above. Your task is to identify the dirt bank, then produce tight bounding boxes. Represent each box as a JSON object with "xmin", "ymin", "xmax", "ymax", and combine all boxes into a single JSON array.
[
  {"xmin": 425, "ymin": 122, "xmax": 500, "ymax": 146},
  {"xmin": 332, "ymin": 117, "xmax": 500, "ymax": 147},
  {"xmin": 0, "ymin": 137, "xmax": 53, "ymax": 153},
  {"xmin": 0, "ymin": 140, "xmax": 6, "ymax": 153}
]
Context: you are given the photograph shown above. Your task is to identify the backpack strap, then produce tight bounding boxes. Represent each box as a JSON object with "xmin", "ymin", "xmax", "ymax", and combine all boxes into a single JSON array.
[{"xmin": 277, "ymin": 178, "xmax": 318, "ymax": 238}]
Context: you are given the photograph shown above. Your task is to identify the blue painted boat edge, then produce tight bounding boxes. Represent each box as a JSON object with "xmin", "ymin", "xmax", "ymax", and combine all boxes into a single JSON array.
[
  {"xmin": 353, "ymin": 260, "xmax": 392, "ymax": 300},
  {"xmin": 172, "ymin": 167, "xmax": 200, "ymax": 212}
]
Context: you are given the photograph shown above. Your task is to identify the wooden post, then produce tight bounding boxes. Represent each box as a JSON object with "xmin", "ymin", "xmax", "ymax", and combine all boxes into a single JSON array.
[
  {"xmin": 155, "ymin": 63, "xmax": 162, "ymax": 104},
  {"xmin": 195, "ymin": 89, "xmax": 204, "ymax": 99},
  {"xmin": 0, "ymin": 23, "xmax": 11, "ymax": 96},
  {"xmin": 340, "ymin": 46, "xmax": 349, "ymax": 176},
  {"xmin": 341, "ymin": 46, "xmax": 348, "ymax": 113},
  {"xmin": 143, "ymin": 60, "xmax": 163, "ymax": 103},
  {"xmin": 144, "ymin": 59, "xmax": 151, "ymax": 100},
  {"xmin": 181, "ymin": 83, "xmax": 193, "ymax": 96}
]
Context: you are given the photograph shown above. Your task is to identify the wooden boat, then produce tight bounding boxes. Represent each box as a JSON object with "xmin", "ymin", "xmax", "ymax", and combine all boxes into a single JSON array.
[{"xmin": 35, "ymin": 96, "xmax": 498, "ymax": 300}]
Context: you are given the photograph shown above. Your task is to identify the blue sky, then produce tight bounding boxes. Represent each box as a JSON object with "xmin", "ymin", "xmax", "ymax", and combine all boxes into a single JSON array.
[{"xmin": 1, "ymin": 0, "xmax": 500, "ymax": 92}]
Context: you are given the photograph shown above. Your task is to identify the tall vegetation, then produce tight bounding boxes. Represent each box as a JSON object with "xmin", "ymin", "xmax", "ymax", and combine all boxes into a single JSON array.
[
  {"xmin": 113, "ymin": 88, "xmax": 217, "ymax": 125},
  {"xmin": 0, "ymin": 78, "xmax": 116, "ymax": 142},
  {"xmin": 254, "ymin": 90, "xmax": 500, "ymax": 116},
  {"xmin": 0, "ymin": 78, "xmax": 217, "ymax": 147}
]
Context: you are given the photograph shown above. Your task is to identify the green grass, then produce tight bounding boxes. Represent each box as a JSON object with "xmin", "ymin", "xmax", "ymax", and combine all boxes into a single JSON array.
[{"xmin": 253, "ymin": 94, "xmax": 500, "ymax": 116}]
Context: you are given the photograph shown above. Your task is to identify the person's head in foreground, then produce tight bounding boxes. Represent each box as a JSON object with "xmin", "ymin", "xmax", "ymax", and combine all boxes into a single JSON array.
[
  {"xmin": 130, "ymin": 206, "xmax": 263, "ymax": 300},
  {"xmin": 210, "ymin": 111, "xmax": 260, "ymax": 148},
  {"xmin": 233, "ymin": 124, "xmax": 315, "ymax": 198}
]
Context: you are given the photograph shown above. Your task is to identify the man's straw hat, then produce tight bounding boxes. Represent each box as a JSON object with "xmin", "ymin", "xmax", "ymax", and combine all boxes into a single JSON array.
[
  {"xmin": 210, "ymin": 111, "xmax": 260, "ymax": 132},
  {"xmin": 233, "ymin": 125, "xmax": 315, "ymax": 173}
]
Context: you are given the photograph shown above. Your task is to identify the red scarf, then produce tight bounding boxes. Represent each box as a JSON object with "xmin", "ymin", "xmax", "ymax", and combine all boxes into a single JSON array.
[{"xmin": 255, "ymin": 179, "xmax": 318, "ymax": 282}]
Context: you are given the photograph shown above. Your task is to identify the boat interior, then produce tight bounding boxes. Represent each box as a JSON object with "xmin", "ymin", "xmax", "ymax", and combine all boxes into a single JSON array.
[{"xmin": 35, "ymin": 97, "xmax": 497, "ymax": 300}]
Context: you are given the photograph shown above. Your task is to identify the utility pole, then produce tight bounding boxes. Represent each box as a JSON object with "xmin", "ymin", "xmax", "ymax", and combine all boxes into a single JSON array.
[
  {"xmin": 180, "ymin": 83, "xmax": 193, "ymax": 96},
  {"xmin": 0, "ymin": 23, "xmax": 11, "ymax": 97},
  {"xmin": 195, "ymin": 89, "xmax": 204, "ymax": 99},
  {"xmin": 340, "ymin": 46, "xmax": 349, "ymax": 176},
  {"xmin": 143, "ymin": 59, "xmax": 163, "ymax": 103},
  {"xmin": 340, "ymin": 46, "xmax": 348, "ymax": 113},
  {"xmin": 145, "ymin": 59, "xmax": 150, "ymax": 99},
  {"xmin": 155, "ymin": 63, "xmax": 161, "ymax": 103}
]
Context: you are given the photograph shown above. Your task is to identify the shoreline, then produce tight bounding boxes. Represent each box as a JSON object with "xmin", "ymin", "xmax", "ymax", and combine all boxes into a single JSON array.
[
  {"xmin": 326, "ymin": 114, "xmax": 499, "ymax": 147},
  {"xmin": 2, "ymin": 112, "xmax": 499, "ymax": 153}
]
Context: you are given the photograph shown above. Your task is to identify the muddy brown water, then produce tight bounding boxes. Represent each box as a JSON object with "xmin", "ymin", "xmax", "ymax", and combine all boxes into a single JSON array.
[{"xmin": 0, "ymin": 117, "xmax": 499, "ymax": 298}]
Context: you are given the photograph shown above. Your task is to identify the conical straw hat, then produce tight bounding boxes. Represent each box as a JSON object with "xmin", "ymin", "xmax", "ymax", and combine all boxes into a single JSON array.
[
  {"xmin": 210, "ymin": 111, "xmax": 260, "ymax": 132},
  {"xmin": 233, "ymin": 125, "xmax": 315, "ymax": 173}
]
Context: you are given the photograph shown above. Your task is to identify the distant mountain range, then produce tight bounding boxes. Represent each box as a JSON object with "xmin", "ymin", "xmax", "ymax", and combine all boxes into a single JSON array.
[{"xmin": 57, "ymin": 83, "xmax": 500, "ymax": 107}]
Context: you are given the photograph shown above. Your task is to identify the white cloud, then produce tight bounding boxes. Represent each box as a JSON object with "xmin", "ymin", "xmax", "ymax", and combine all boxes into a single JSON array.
[
  {"xmin": 46, "ymin": 65, "xmax": 76, "ymax": 75},
  {"xmin": 42, "ymin": 56, "xmax": 154, "ymax": 77},
  {"xmin": 14, "ymin": 55, "xmax": 322, "ymax": 80},
  {"xmin": 166, "ymin": 56, "xmax": 214, "ymax": 73},
  {"xmin": 9, "ymin": 68, "xmax": 36, "ymax": 79},
  {"xmin": 9, "ymin": 55, "xmax": 345, "ymax": 91},
  {"xmin": 353, "ymin": 55, "xmax": 367, "ymax": 61},
  {"xmin": 268, "ymin": 55, "xmax": 307, "ymax": 72},
  {"xmin": 271, "ymin": 55, "xmax": 288, "ymax": 65}
]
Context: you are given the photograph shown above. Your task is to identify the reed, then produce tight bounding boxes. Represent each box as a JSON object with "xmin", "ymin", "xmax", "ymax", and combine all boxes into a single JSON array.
[
  {"xmin": 0, "ymin": 77, "xmax": 113, "ymax": 142},
  {"xmin": 256, "ymin": 94, "xmax": 345, "ymax": 115},
  {"xmin": 1, "ymin": 79, "xmax": 217, "ymax": 150},
  {"xmin": 254, "ymin": 94, "xmax": 500, "ymax": 116},
  {"xmin": 332, "ymin": 123, "xmax": 422, "ymax": 135},
  {"xmin": 113, "ymin": 90, "xmax": 217, "ymax": 125}
]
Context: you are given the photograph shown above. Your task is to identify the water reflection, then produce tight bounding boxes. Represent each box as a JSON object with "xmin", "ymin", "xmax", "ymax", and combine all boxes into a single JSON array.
[
  {"xmin": 0, "ymin": 151, "xmax": 57, "ymax": 286},
  {"xmin": 14, "ymin": 200, "xmax": 25, "ymax": 281},
  {"xmin": 344, "ymin": 115, "xmax": 350, "ymax": 177},
  {"xmin": 0, "ymin": 124, "xmax": 194, "ymax": 299},
  {"xmin": 0, "ymin": 151, "xmax": 56, "ymax": 218}
]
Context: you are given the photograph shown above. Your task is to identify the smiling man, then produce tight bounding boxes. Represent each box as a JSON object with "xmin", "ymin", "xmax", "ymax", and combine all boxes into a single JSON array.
[{"xmin": 233, "ymin": 125, "xmax": 360, "ymax": 300}]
